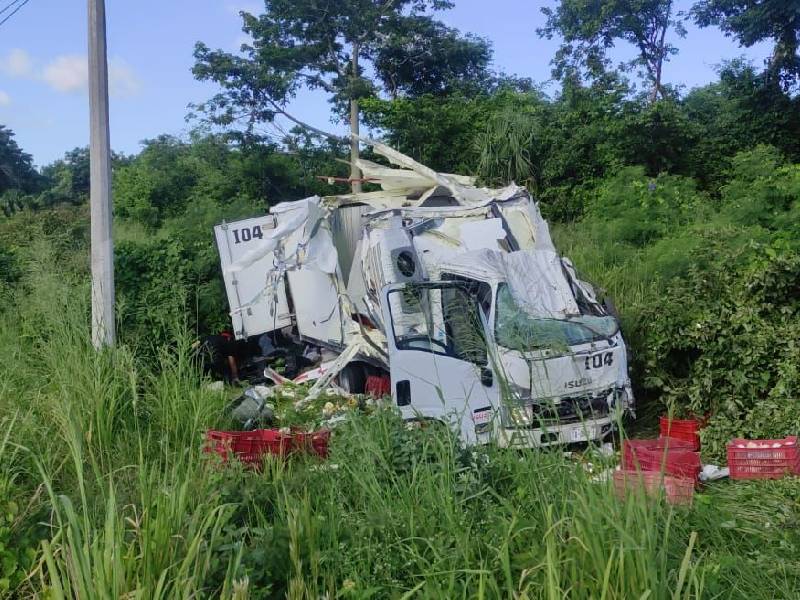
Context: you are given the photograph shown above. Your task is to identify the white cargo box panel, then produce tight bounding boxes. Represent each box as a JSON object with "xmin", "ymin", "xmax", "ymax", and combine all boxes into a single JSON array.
[
  {"xmin": 287, "ymin": 268, "xmax": 345, "ymax": 346},
  {"xmin": 214, "ymin": 216, "xmax": 292, "ymax": 339}
]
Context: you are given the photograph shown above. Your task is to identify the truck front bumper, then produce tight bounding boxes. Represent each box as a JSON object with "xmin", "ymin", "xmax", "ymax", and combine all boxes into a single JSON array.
[{"xmin": 494, "ymin": 416, "xmax": 615, "ymax": 448}]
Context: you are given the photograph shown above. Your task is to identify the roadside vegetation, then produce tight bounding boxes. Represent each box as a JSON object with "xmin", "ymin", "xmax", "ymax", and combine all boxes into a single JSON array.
[
  {"xmin": 2, "ymin": 0, "xmax": 800, "ymax": 596},
  {"xmin": 1, "ymin": 253, "xmax": 800, "ymax": 596}
]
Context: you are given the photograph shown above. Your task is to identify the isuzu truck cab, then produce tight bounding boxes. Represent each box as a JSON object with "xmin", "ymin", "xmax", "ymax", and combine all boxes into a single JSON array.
[{"xmin": 214, "ymin": 140, "xmax": 634, "ymax": 447}]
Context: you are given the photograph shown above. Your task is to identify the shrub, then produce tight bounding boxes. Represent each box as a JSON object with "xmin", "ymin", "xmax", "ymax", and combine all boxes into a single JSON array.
[{"xmin": 642, "ymin": 240, "xmax": 800, "ymax": 458}]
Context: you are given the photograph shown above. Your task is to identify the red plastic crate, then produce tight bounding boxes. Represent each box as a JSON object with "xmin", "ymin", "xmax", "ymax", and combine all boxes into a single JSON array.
[
  {"xmin": 205, "ymin": 429, "xmax": 293, "ymax": 465},
  {"xmin": 365, "ymin": 375, "xmax": 391, "ymax": 398},
  {"xmin": 613, "ymin": 470, "xmax": 694, "ymax": 506},
  {"xmin": 622, "ymin": 438, "xmax": 701, "ymax": 482},
  {"xmin": 660, "ymin": 416, "xmax": 703, "ymax": 451},
  {"xmin": 727, "ymin": 436, "xmax": 800, "ymax": 480},
  {"xmin": 292, "ymin": 428, "xmax": 331, "ymax": 459}
]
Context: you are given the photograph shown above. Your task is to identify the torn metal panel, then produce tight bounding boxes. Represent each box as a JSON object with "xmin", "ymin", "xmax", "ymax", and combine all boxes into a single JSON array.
[
  {"xmin": 329, "ymin": 203, "xmax": 371, "ymax": 282},
  {"xmin": 227, "ymin": 197, "xmax": 325, "ymax": 274}
]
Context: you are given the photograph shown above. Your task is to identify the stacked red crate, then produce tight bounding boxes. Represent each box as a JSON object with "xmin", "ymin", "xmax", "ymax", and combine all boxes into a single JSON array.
[{"xmin": 659, "ymin": 416, "xmax": 704, "ymax": 451}]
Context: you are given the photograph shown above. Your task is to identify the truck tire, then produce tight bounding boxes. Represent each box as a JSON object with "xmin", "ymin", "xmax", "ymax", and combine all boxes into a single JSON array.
[{"xmin": 338, "ymin": 363, "xmax": 367, "ymax": 394}]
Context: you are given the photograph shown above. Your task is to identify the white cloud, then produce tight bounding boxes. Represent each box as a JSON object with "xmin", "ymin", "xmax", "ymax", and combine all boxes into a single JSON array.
[
  {"xmin": 42, "ymin": 55, "xmax": 86, "ymax": 93},
  {"xmin": 0, "ymin": 48, "xmax": 33, "ymax": 77},
  {"xmin": 0, "ymin": 91, "xmax": 10, "ymax": 106},
  {"xmin": 41, "ymin": 54, "xmax": 141, "ymax": 98},
  {"xmin": 108, "ymin": 59, "xmax": 141, "ymax": 98}
]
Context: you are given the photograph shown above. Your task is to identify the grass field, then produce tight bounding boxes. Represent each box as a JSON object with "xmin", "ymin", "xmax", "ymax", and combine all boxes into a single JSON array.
[
  {"xmin": 2, "ymin": 273, "xmax": 800, "ymax": 599},
  {"xmin": 0, "ymin": 201, "xmax": 798, "ymax": 598}
]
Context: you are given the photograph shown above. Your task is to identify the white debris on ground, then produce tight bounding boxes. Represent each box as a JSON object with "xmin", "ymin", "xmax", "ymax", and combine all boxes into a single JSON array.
[
  {"xmin": 205, "ymin": 380, "xmax": 225, "ymax": 392},
  {"xmin": 699, "ymin": 464, "xmax": 730, "ymax": 481},
  {"xmin": 227, "ymin": 377, "xmax": 393, "ymax": 431},
  {"xmin": 590, "ymin": 465, "xmax": 620, "ymax": 483},
  {"xmin": 598, "ymin": 442, "xmax": 615, "ymax": 457}
]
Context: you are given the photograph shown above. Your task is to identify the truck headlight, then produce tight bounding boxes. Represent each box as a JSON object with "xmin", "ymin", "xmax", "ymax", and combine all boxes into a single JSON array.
[
  {"xmin": 608, "ymin": 385, "xmax": 634, "ymax": 417},
  {"xmin": 502, "ymin": 404, "xmax": 532, "ymax": 427},
  {"xmin": 508, "ymin": 383, "xmax": 531, "ymax": 402},
  {"xmin": 620, "ymin": 383, "xmax": 635, "ymax": 415}
]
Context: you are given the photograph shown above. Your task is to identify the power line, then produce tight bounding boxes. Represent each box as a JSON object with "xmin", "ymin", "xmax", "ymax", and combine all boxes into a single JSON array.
[
  {"xmin": 0, "ymin": 0, "xmax": 30, "ymax": 28},
  {"xmin": 0, "ymin": 0, "xmax": 23, "ymax": 17}
]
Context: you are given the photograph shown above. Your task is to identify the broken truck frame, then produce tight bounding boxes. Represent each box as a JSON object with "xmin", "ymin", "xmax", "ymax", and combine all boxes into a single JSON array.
[{"xmin": 214, "ymin": 139, "xmax": 634, "ymax": 447}]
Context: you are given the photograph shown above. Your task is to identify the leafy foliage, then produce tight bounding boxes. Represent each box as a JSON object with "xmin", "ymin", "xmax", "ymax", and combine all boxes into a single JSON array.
[
  {"xmin": 553, "ymin": 146, "xmax": 800, "ymax": 457},
  {"xmin": 373, "ymin": 16, "xmax": 493, "ymax": 98},
  {"xmin": 643, "ymin": 240, "xmax": 800, "ymax": 458},
  {"xmin": 0, "ymin": 125, "xmax": 39, "ymax": 195},
  {"xmin": 692, "ymin": 0, "xmax": 800, "ymax": 88},
  {"xmin": 191, "ymin": 0, "xmax": 488, "ymax": 136},
  {"xmin": 538, "ymin": 0, "xmax": 687, "ymax": 99}
]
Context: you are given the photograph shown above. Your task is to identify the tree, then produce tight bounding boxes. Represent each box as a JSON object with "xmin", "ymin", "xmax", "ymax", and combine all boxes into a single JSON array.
[
  {"xmin": 373, "ymin": 16, "xmax": 493, "ymax": 98},
  {"xmin": 360, "ymin": 81, "xmax": 535, "ymax": 174},
  {"xmin": 538, "ymin": 0, "xmax": 686, "ymax": 101},
  {"xmin": 192, "ymin": 0, "xmax": 491, "ymax": 192},
  {"xmin": 692, "ymin": 0, "xmax": 800, "ymax": 88},
  {"xmin": 39, "ymin": 147, "xmax": 91, "ymax": 205},
  {"xmin": 0, "ymin": 125, "xmax": 39, "ymax": 194},
  {"xmin": 683, "ymin": 61, "xmax": 800, "ymax": 188}
]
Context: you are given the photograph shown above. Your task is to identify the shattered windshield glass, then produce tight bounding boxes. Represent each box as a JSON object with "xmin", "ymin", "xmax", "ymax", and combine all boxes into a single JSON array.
[{"xmin": 494, "ymin": 283, "xmax": 619, "ymax": 351}]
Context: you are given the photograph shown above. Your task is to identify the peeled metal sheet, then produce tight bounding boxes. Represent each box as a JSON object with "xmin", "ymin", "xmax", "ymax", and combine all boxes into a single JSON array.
[{"xmin": 329, "ymin": 203, "xmax": 370, "ymax": 283}]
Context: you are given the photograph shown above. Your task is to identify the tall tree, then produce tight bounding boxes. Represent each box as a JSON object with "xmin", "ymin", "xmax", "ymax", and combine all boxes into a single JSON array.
[
  {"xmin": 40, "ymin": 147, "xmax": 91, "ymax": 204},
  {"xmin": 538, "ymin": 0, "xmax": 686, "ymax": 101},
  {"xmin": 373, "ymin": 16, "xmax": 493, "ymax": 98},
  {"xmin": 192, "ymin": 0, "xmax": 490, "ymax": 192},
  {"xmin": 0, "ymin": 125, "xmax": 39, "ymax": 194},
  {"xmin": 692, "ymin": 0, "xmax": 800, "ymax": 88}
]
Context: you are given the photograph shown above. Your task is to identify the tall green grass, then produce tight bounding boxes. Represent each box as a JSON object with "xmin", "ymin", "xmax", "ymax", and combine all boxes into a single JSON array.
[{"xmin": 1, "ymin": 244, "xmax": 799, "ymax": 598}]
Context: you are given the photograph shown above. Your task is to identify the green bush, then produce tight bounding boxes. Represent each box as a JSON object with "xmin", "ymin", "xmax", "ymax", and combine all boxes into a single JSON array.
[
  {"xmin": 0, "ymin": 419, "xmax": 41, "ymax": 595},
  {"xmin": 642, "ymin": 240, "xmax": 800, "ymax": 458},
  {"xmin": 0, "ymin": 243, "xmax": 19, "ymax": 288}
]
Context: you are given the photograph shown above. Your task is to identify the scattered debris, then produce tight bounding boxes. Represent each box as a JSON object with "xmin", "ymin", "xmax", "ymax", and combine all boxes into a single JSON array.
[
  {"xmin": 204, "ymin": 380, "xmax": 225, "ymax": 392},
  {"xmin": 699, "ymin": 465, "xmax": 729, "ymax": 482},
  {"xmin": 590, "ymin": 465, "xmax": 619, "ymax": 483}
]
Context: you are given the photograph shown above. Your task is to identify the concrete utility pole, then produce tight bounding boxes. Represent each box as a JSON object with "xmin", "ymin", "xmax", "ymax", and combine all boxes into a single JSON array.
[{"xmin": 88, "ymin": 0, "xmax": 115, "ymax": 348}]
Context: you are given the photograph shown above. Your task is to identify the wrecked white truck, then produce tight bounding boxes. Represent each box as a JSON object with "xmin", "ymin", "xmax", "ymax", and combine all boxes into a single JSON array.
[{"xmin": 214, "ymin": 141, "xmax": 634, "ymax": 447}]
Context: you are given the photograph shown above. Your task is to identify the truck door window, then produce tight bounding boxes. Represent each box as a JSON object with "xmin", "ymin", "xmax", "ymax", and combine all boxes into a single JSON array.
[
  {"xmin": 440, "ymin": 273, "xmax": 492, "ymax": 316},
  {"xmin": 387, "ymin": 285, "xmax": 487, "ymax": 365}
]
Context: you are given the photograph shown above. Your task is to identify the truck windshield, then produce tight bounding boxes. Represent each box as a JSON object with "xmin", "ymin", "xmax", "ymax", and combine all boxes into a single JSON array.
[{"xmin": 494, "ymin": 284, "xmax": 619, "ymax": 351}]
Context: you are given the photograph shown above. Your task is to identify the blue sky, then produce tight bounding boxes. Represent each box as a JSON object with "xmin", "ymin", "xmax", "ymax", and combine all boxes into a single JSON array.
[{"xmin": 0, "ymin": 0, "xmax": 771, "ymax": 167}]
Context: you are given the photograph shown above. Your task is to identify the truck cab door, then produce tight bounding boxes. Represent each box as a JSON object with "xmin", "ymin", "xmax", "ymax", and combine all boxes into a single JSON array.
[{"xmin": 381, "ymin": 282, "xmax": 499, "ymax": 445}]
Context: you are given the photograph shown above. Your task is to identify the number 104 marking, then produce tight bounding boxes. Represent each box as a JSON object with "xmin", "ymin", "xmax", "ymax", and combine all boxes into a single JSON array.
[
  {"xmin": 585, "ymin": 352, "xmax": 613, "ymax": 370},
  {"xmin": 232, "ymin": 225, "xmax": 264, "ymax": 244}
]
